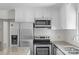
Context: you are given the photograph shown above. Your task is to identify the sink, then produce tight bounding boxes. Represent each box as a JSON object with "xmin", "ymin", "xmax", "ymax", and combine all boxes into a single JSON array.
[
  {"xmin": 64, "ymin": 47, "xmax": 79, "ymax": 54},
  {"xmin": 68, "ymin": 51, "xmax": 79, "ymax": 54},
  {"xmin": 65, "ymin": 47, "xmax": 79, "ymax": 51}
]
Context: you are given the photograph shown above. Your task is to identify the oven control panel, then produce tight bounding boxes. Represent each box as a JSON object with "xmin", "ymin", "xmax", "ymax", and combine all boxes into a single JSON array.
[{"xmin": 34, "ymin": 36, "xmax": 50, "ymax": 40}]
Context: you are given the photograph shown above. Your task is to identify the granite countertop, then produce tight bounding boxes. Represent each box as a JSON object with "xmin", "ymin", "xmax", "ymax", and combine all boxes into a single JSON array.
[
  {"xmin": 52, "ymin": 41, "xmax": 79, "ymax": 55},
  {"xmin": 0, "ymin": 47, "xmax": 30, "ymax": 55}
]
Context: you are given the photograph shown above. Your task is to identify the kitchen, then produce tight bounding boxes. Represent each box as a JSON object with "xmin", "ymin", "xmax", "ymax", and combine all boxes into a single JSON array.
[{"xmin": 0, "ymin": 3, "xmax": 79, "ymax": 55}]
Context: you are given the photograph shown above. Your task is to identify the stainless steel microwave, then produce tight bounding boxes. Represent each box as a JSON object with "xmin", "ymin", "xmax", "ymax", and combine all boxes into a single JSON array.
[{"xmin": 35, "ymin": 20, "xmax": 51, "ymax": 25}]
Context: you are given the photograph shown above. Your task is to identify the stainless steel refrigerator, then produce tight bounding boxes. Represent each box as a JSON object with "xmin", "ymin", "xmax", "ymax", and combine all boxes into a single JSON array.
[{"xmin": 10, "ymin": 22, "xmax": 33, "ymax": 54}]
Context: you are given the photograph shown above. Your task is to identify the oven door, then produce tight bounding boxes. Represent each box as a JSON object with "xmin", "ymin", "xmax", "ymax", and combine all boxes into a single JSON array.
[
  {"xmin": 36, "ymin": 47, "xmax": 49, "ymax": 55},
  {"xmin": 34, "ymin": 44, "xmax": 51, "ymax": 55}
]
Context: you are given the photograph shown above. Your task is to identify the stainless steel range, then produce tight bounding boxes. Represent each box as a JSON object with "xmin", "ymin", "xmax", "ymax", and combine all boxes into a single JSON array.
[{"xmin": 33, "ymin": 39, "xmax": 51, "ymax": 55}]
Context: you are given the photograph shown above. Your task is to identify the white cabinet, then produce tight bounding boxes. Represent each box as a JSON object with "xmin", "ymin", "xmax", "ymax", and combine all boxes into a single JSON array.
[
  {"xmin": 0, "ymin": 9, "xmax": 15, "ymax": 20},
  {"xmin": 0, "ymin": 10, "xmax": 8, "ymax": 19},
  {"xmin": 15, "ymin": 9, "xmax": 25, "ymax": 22},
  {"xmin": 76, "ymin": 8, "xmax": 79, "ymax": 34},
  {"xmin": 59, "ymin": 4, "xmax": 76, "ymax": 29},
  {"xmin": 8, "ymin": 9, "xmax": 15, "ymax": 19},
  {"xmin": 15, "ymin": 8, "xmax": 34, "ymax": 22}
]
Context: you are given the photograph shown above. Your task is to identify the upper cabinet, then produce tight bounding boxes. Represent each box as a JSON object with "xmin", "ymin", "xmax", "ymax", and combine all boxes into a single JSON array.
[
  {"xmin": 0, "ymin": 9, "xmax": 15, "ymax": 20},
  {"xmin": 0, "ymin": 10, "xmax": 8, "ymax": 19},
  {"xmin": 8, "ymin": 9, "xmax": 15, "ymax": 20},
  {"xmin": 15, "ymin": 8, "xmax": 34, "ymax": 22},
  {"xmin": 15, "ymin": 4, "xmax": 76, "ymax": 29},
  {"xmin": 59, "ymin": 4, "xmax": 76, "ymax": 29},
  {"xmin": 76, "ymin": 5, "xmax": 79, "ymax": 34},
  {"xmin": 15, "ymin": 7, "xmax": 58, "ymax": 22}
]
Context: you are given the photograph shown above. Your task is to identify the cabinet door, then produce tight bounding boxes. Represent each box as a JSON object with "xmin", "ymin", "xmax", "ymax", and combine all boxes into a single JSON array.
[
  {"xmin": 0, "ymin": 10, "xmax": 8, "ymax": 19},
  {"xmin": 59, "ymin": 4, "xmax": 76, "ymax": 29},
  {"xmin": 56, "ymin": 48, "xmax": 64, "ymax": 55},
  {"xmin": 51, "ymin": 44, "xmax": 56, "ymax": 55},
  {"xmin": 15, "ymin": 8, "xmax": 34, "ymax": 22},
  {"xmin": 8, "ymin": 9, "xmax": 15, "ymax": 19},
  {"xmin": 77, "ymin": 11, "xmax": 79, "ymax": 34},
  {"xmin": 0, "ymin": 9, "xmax": 15, "ymax": 19}
]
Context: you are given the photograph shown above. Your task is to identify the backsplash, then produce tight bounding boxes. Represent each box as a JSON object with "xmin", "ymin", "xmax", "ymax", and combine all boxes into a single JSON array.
[
  {"xmin": 50, "ymin": 30, "xmax": 66, "ymax": 41},
  {"xmin": 64, "ymin": 29, "xmax": 76, "ymax": 42},
  {"xmin": 50, "ymin": 29, "xmax": 76, "ymax": 43},
  {"xmin": 34, "ymin": 29, "xmax": 76, "ymax": 42},
  {"xmin": 63, "ymin": 29, "xmax": 79, "ymax": 47},
  {"xmin": 34, "ymin": 28, "xmax": 51, "ymax": 37}
]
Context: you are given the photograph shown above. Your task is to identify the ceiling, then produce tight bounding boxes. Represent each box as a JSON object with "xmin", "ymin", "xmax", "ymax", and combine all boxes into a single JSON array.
[
  {"xmin": 0, "ymin": 3, "xmax": 78, "ymax": 10},
  {"xmin": 0, "ymin": 3, "xmax": 56, "ymax": 9}
]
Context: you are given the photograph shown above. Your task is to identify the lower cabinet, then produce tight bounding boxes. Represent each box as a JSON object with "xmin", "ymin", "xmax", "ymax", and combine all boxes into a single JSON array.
[
  {"xmin": 51, "ymin": 44, "xmax": 57, "ymax": 55},
  {"xmin": 52, "ymin": 44, "xmax": 65, "ymax": 55},
  {"xmin": 56, "ymin": 48, "xmax": 64, "ymax": 55}
]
